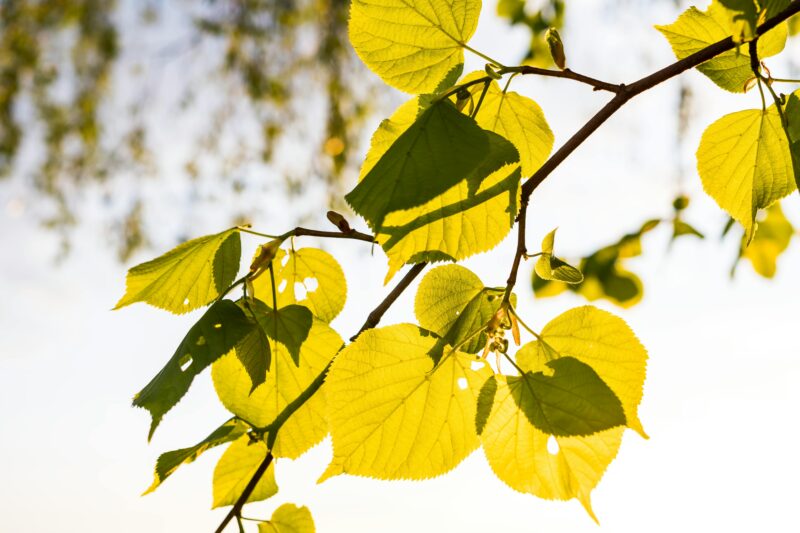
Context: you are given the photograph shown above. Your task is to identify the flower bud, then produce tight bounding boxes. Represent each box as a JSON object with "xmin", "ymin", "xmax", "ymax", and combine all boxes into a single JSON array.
[{"xmin": 546, "ymin": 28, "xmax": 566, "ymax": 70}]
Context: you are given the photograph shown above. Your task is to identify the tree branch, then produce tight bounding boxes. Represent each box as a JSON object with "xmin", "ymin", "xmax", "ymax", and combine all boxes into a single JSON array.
[
  {"xmin": 503, "ymin": 1, "xmax": 800, "ymax": 298},
  {"xmin": 501, "ymin": 66, "xmax": 622, "ymax": 93},
  {"xmin": 215, "ymin": 261, "xmax": 427, "ymax": 532},
  {"xmin": 287, "ymin": 226, "xmax": 376, "ymax": 243}
]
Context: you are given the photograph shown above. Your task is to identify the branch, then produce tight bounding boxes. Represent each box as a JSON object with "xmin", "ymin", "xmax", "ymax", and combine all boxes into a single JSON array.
[
  {"xmin": 287, "ymin": 226, "xmax": 376, "ymax": 243},
  {"xmin": 501, "ymin": 66, "xmax": 622, "ymax": 93},
  {"xmin": 214, "ymin": 261, "xmax": 427, "ymax": 532},
  {"xmin": 503, "ymin": 1, "xmax": 800, "ymax": 298},
  {"xmin": 213, "ymin": 451, "xmax": 274, "ymax": 533}
]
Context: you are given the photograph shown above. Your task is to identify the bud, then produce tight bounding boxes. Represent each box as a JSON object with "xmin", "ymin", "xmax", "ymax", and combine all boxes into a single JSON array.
[
  {"xmin": 455, "ymin": 88, "xmax": 472, "ymax": 112},
  {"xmin": 672, "ymin": 195, "xmax": 689, "ymax": 211},
  {"xmin": 326, "ymin": 210, "xmax": 352, "ymax": 233},
  {"xmin": 510, "ymin": 313, "xmax": 521, "ymax": 346},
  {"xmin": 484, "ymin": 64, "xmax": 502, "ymax": 80},
  {"xmin": 546, "ymin": 28, "xmax": 566, "ymax": 70},
  {"xmin": 249, "ymin": 238, "xmax": 282, "ymax": 279}
]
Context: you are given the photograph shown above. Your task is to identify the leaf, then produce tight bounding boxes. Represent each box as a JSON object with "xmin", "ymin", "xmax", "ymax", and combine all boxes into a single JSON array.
[
  {"xmin": 414, "ymin": 264, "xmax": 508, "ymax": 356},
  {"xmin": 346, "ymin": 101, "xmax": 493, "ymax": 232},
  {"xmin": 656, "ymin": 2, "xmax": 788, "ymax": 92},
  {"xmin": 212, "ymin": 318, "xmax": 342, "ymax": 459},
  {"xmin": 697, "ymin": 106, "xmax": 796, "ymax": 240},
  {"xmin": 357, "ymin": 97, "xmax": 522, "ymax": 281},
  {"xmin": 348, "ymin": 0, "xmax": 481, "ymax": 93},
  {"xmin": 251, "ymin": 248, "xmax": 347, "ymax": 323},
  {"xmin": 115, "ymin": 228, "xmax": 241, "ymax": 314},
  {"xmin": 246, "ymin": 301, "xmax": 314, "ymax": 366},
  {"xmin": 534, "ymin": 229, "xmax": 583, "ymax": 284},
  {"xmin": 233, "ymin": 317, "xmax": 272, "ymax": 392},
  {"xmin": 481, "ymin": 306, "xmax": 647, "ymax": 518},
  {"xmin": 133, "ymin": 300, "xmax": 252, "ymax": 440},
  {"xmin": 518, "ymin": 306, "xmax": 649, "ymax": 437},
  {"xmin": 481, "ymin": 386, "xmax": 624, "ymax": 520},
  {"xmin": 505, "ymin": 357, "xmax": 626, "ymax": 437},
  {"xmin": 785, "ymin": 90, "xmax": 800, "ymax": 192},
  {"xmin": 741, "ymin": 202, "xmax": 794, "ymax": 277},
  {"xmin": 463, "ymin": 73, "xmax": 555, "ymax": 176},
  {"xmin": 212, "ymin": 436, "xmax": 278, "ymax": 509},
  {"xmin": 672, "ymin": 219, "xmax": 705, "ymax": 240},
  {"xmin": 144, "ymin": 418, "xmax": 249, "ymax": 495},
  {"xmin": 717, "ymin": 0, "xmax": 759, "ymax": 42},
  {"xmin": 258, "ymin": 504, "xmax": 316, "ymax": 533},
  {"xmin": 320, "ymin": 324, "xmax": 492, "ymax": 481}
]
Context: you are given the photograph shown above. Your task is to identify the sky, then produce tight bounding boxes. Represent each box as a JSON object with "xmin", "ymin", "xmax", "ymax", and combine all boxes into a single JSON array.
[{"xmin": 1, "ymin": 1, "xmax": 799, "ymax": 532}]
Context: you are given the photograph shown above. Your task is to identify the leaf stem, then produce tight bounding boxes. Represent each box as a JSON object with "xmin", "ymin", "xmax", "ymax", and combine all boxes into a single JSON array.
[
  {"xmin": 462, "ymin": 43, "xmax": 506, "ymax": 68},
  {"xmin": 237, "ymin": 226, "xmax": 283, "ymax": 239},
  {"xmin": 499, "ymin": 65, "xmax": 622, "ymax": 93},
  {"xmin": 268, "ymin": 263, "xmax": 279, "ymax": 354}
]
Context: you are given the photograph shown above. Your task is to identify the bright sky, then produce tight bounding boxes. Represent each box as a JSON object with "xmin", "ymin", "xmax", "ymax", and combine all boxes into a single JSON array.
[{"xmin": 1, "ymin": 1, "xmax": 799, "ymax": 532}]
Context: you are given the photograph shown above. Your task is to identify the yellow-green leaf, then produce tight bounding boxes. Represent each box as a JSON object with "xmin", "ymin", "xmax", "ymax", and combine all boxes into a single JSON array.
[
  {"xmin": 518, "ymin": 306, "xmax": 649, "ymax": 437},
  {"xmin": 697, "ymin": 106, "xmax": 796, "ymax": 239},
  {"xmin": 320, "ymin": 324, "xmax": 491, "ymax": 481},
  {"xmin": 741, "ymin": 202, "xmax": 794, "ymax": 277},
  {"xmin": 356, "ymin": 97, "xmax": 521, "ymax": 281},
  {"xmin": 144, "ymin": 418, "xmax": 249, "ymax": 495},
  {"xmin": 212, "ymin": 436, "xmax": 277, "ymax": 509},
  {"xmin": 348, "ymin": 0, "xmax": 481, "ymax": 93},
  {"xmin": 463, "ymin": 73, "xmax": 554, "ymax": 176},
  {"xmin": 534, "ymin": 229, "xmax": 583, "ymax": 284},
  {"xmin": 258, "ymin": 504, "xmax": 316, "ymax": 533},
  {"xmin": 656, "ymin": 1, "xmax": 788, "ymax": 92},
  {"xmin": 115, "ymin": 228, "xmax": 240, "ymax": 314},
  {"xmin": 252, "ymin": 248, "xmax": 347, "ymax": 323},
  {"xmin": 212, "ymin": 319, "xmax": 342, "ymax": 459}
]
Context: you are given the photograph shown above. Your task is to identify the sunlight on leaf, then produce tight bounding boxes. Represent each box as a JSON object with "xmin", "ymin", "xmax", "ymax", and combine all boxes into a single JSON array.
[
  {"xmin": 212, "ymin": 435, "xmax": 277, "ymax": 509},
  {"xmin": 258, "ymin": 503, "xmax": 316, "ymax": 533}
]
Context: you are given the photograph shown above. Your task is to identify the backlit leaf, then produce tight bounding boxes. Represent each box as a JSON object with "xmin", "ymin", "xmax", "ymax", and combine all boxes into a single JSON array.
[
  {"xmin": 348, "ymin": 0, "xmax": 481, "ymax": 93},
  {"xmin": 212, "ymin": 435, "xmax": 277, "ymax": 508},
  {"xmin": 534, "ymin": 229, "xmax": 583, "ymax": 284},
  {"xmin": 258, "ymin": 504, "xmax": 316, "ymax": 533},
  {"xmin": 697, "ymin": 106, "xmax": 796, "ymax": 239},
  {"xmin": 133, "ymin": 300, "xmax": 252, "ymax": 440},
  {"xmin": 252, "ymin": 248, "xmax": 347, "ymax": 323},
  {"xmin": 741, "ymin": 202, "xmax": 794, "ymax": 277},
  {"xmin": 245, "ymin": 301, "xmax": 313, "ymax": 366},
  {"xmin": 656, "ymin": 2, "xmax": 788, "ymax": 92},
  {"xmin": 144, "ymin": 418, "xmax": 249, "ymax": 495},
  {"xmin": 320, "ymin": 324, "xmax": 491, "ymax": 481},
  {"xmin": 212, "ymin": 318, "xmax": 342, "ymax": 459},
  {"xmin": 115, "ymin": 228, "xmax": 240, "ymax": 314}
]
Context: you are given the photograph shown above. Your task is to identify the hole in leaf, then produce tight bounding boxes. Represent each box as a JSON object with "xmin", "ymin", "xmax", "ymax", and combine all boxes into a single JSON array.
[
  {"xmin": 195, "ymin": 336, "xmax": 206, "ymax": 346},
  {"xmin": 179, "ymin": 354, "xmax": 192, "ymax": 372},
  {"xmin": 547, "ymin": 435, "xmax": 560, "ymax": 455},
  {"xmin": 303, "ymin": 277, "xmax": 318, "ymax": 292},
  {"xmin": 470, "ymin": 361, "xmax": 484, "ymax": 371},
  {"xmin": 294, "ymin": 282, "xmax": 307, "ymax": 300},
  {"xmin": 280, "ymin": 253, "xmax": 290, "ymax": 267},
  {"xmin": 278, "ymin": 279, "xmax": 288, "ymax": 293},
  {"xmin": 183, "ymin": 298, "xmax": 190, "ymax": 306},
  {"xmin": 457, "ymin": 377, "xmax": 468, "ymax": 390},
  {"xmin": 454, "ymin": 310, "xmax": 460, "ymax": 316},
  {"xmin": 213, "ymin": 323, "xmax": 222, "ymax": 329}
]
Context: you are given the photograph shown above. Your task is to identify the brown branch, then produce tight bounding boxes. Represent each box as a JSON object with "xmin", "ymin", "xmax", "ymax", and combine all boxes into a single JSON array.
[
  {"xmin": 288, "ymin": 226, "xmax": 376, "ymax": 243},
  {"xmin": 215, "ymin": 261, "xmax": 427, "ymax": 532},
  {"xmin": 214, "ymin": 451, "xmax": 274, "ymax": 533},
  {"xmin": 502, "ymin": 1, "xmax": 800, "ymax": 298},
  {"xmin": 501, "ymin": 66, "xmax": 622, "ymax": 93}
]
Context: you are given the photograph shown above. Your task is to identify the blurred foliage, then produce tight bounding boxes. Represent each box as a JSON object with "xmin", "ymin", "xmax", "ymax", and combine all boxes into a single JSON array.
[
  {"xmin": 734, "ymin": 202, "xmax": 796, "ymax": 278},
  {"xmin": 0, "ymin": 0, "xmax": 370, "ymax": 260},
  {"xmin": 496, "ymin": 0, "xmax": 565, "ymax": 67}
]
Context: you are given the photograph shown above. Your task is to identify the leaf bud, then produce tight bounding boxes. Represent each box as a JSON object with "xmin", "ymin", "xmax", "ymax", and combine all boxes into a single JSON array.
[
  {"xmin": 546, "ymin": 28, "xmax": 566, "ymax": 70},
  {"xmin": 249, "ymin": 238, "xmax": 282, "ymax": 277},
  {"xmin": 327, "ymin": 210, "xmax": 352, "ymax": 233},
  {"xmin": 672, "ymin": 195, "xmax": 689, "ymax": 211},
  {"xmin": 484, "ymin": 64, "xmax": 502, "ymax": 80}
]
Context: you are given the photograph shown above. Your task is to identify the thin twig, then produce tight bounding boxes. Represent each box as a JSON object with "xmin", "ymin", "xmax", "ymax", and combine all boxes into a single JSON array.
[
  {"xmin": 500, "ymin": 65, "xmax": 622, "ymax": 93},
  {"xmin": 287, "ymin": 226, "xmax": 375, "ymax": 243},
  {"xmin": 214, "ymin": 451, "xmax": 274, "ymax": 533}
]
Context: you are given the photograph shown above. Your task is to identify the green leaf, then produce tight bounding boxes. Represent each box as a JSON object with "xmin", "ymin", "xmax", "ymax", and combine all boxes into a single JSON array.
[
  {"xmin": 348, "ymin": 0, "xmax": 481, "ymax": 93},
  {"xmin": 656, "ymin": 1, "xmax": 788, "ymax": 92},
  {"xmin": 462, "ymin": 73, "xmax": 554, "ymax": 176},
  {"xmin": 415, "ymin": 264, "xmax": 509, "ymax": 356},
  {"xmin": 346, "ymin": 101, "xmax": 494, "ymax": 232},
  {"xmin": 481, "ymin": 306, "xmax": 647, "ymax": 519},
  {"xmin": 144, "ymin": 418, "xmax": 249, "ymax": 495},
  {"xmin": 115, "ymin": 228, "xmax": 241, "ymax": 314},
  {"xmin": 320, "ymin": 324, "xmax": 492, "ymax": 481},
  {"xmin": 740, "ymin": 202, "xmax": 794, "ymax": 277},
  {"xmin": 212, "ymin": 318, "xmax": 342, "ymax": 459},
  {"xmin": 258, "ymin": 504, "xmax": 316, "ymax": 533},
  {"xmin": 246, "ymin": 301, "xmax": 313, "ymax": 366},
  {"xmin": 133, "ymin": 300, "xmax": 252, "ymax": 440},
  {"xmin": 717, "ymin": 0, "xmax": 759, "ymax": 42},
  {"xmin": 785, "ymin": 90, "xmax": 800, "ymax": 192},
  {"xmin": 534, "ymin": 229, "xmax": 583, "ymax": 284},
  {"xmin": 233, "ymin": 317, "xmax": 272, "ymax": 392},
  {"xmin": 507, "ymin": 357, "xmax": 626, "ymax": 437},
  {"xmin": 251, "ymin": 248, "xmax": 347, "ymax": 323},
  {"xmin": 212, "ymin": 435, "xmax": 277, "ymax": 509},
  {"xmin": 357, "ymin": 97, "xmax": 522, "ymax": 281},
  {"xmin": 697, "ymin": 106, "xmax": 796, "ymax": 240},
  {"xmin": 672, "ymin": 219, "xmax": 705, "ymax": 240}
]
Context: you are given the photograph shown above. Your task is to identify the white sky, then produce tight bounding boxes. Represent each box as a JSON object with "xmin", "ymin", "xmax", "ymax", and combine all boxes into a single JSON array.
[{"xmin": 1, "ymin": 1, "xmax": 799, "ymax": 532}]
